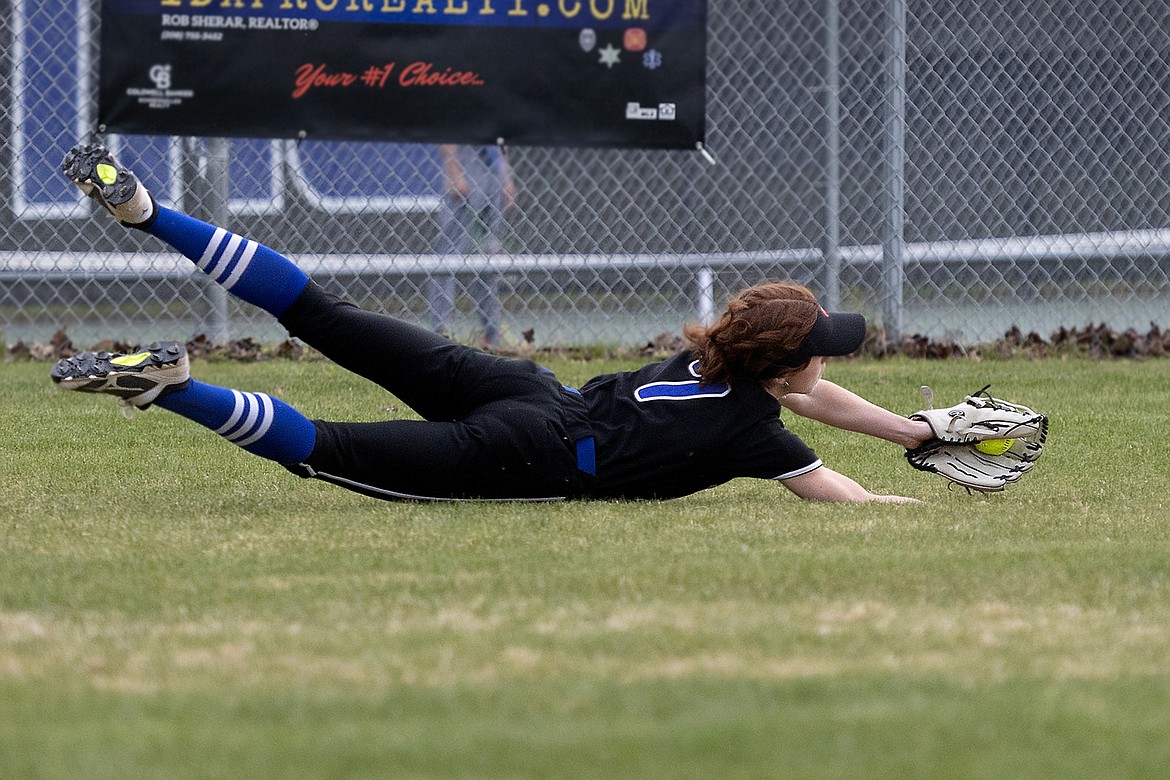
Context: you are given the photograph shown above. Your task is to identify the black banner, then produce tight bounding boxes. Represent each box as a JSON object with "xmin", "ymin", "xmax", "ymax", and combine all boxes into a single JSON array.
[{"xmin": 97, "ymin": 0, "xmax": 706, "ymax": 149}]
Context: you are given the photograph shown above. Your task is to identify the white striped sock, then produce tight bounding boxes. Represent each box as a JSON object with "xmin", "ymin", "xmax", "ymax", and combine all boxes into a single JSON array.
[
  {"xmin": 195, "ymin": 228, "xmax": 257, "ymax": 291},
  {"xmin": 214, "ymin": 390, "xmax": 275, "ymax": 449}
]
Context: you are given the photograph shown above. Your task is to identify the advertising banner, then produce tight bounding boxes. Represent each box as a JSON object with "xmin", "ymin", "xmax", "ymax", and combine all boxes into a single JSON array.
[{"xmin": 97, "ymin": 0, "xmax": 706, "ymax": 149}]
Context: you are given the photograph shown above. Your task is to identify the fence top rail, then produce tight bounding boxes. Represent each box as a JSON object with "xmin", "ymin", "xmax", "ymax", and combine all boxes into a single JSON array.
[{"xmin": 3, "ymin": 227, "xmax": 1169, "ymax": 279}]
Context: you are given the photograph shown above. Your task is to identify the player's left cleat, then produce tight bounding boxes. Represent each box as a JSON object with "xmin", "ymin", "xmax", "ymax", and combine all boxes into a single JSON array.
[
  {"xmin": 61, "ymin": 142, "xmax": 156, "ymax": 226},
  {"xmin": 51, "ymin": 342, "xmax": 190, "ymax": 408}
]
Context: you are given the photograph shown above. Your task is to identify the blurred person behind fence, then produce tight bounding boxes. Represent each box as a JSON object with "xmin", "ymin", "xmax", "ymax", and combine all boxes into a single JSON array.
[{"xmin": 426, "ymin": 144, "xmax": 515, "ymax": 348}]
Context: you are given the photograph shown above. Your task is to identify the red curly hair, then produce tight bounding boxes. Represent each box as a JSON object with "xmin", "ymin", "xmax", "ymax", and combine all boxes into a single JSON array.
[{"xmin": 683, "ymin": 282, "xmax": 821, "ymax": 385}]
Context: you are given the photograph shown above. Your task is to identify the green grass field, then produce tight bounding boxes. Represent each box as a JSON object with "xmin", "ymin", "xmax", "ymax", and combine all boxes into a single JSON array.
[{"xmin": 2, "ymin": 355, "xmax": 1169, "ymax": 778}]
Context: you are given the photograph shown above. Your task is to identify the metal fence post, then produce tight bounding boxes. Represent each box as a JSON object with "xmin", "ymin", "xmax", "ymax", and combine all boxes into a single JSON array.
[
  {"xmin": 697, "ymin": 266, "xmax": 715, "ymax": 325},
  {"xmin": 882, "ymin": 0, "xmax": 907, "ymax": 340},
  {"xmin": 820, "ymin": 0, "xmax": 842, "ymax": 312},
  {"xmin": 189, "ymin": 137, "xmax": 231, "ymax": 344}
]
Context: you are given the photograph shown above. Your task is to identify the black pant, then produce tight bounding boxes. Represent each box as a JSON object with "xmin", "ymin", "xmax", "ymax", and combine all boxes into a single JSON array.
[{"xmin": 276, "ymin": 282, "xmax": 593, "ymax": 501}]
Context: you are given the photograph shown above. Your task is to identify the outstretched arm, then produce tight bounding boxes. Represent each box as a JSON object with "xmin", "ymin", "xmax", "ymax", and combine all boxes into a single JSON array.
[
  {"xmin": 777, "ymin": 380, "xmax": 933, "ymax": 449},
  {"xmin": 781, "ymin": 465, "xmax": 920, "ymax": 503}
]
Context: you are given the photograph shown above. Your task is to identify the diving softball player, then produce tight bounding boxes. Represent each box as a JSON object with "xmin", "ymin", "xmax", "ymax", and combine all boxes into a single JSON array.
[{"xmin": 52, "ymin": 143, "xmax": 933, "ymax": 504}]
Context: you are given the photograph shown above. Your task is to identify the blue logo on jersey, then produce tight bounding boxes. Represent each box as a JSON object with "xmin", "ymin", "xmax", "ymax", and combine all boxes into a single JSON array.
[{"xmin": 634, "ymin": 360, "xmax": 730, "ymax": 402}]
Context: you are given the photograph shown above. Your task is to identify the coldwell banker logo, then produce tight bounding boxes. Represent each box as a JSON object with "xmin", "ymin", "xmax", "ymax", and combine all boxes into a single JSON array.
[
  {"xmin": 126, "ymin": 63, "xmax": 193, "ymax": 109},
  {"xmin": 149, "ymin": 64, "xmax": 172, "ymax": 90}
]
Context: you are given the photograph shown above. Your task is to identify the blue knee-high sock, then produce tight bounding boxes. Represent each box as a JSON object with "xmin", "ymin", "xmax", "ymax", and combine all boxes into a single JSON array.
[
  {"xmin": 154, "ymin": 380, "xmax": 317, "ymax": 464},
  {"xmin": 145, "ymin": 206, "xmax": 309, "ymax": 316}
]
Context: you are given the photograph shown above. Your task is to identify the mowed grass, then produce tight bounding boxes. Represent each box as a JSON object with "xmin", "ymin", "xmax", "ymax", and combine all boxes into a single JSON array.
[{"xmin": 2, "ymin": 354, "xmax": 1169, "ymax": 778}]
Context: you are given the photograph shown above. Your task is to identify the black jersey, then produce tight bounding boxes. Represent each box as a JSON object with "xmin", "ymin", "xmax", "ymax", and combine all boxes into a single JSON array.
[{"xmin": 579, "ymin": 352, "xmax": 821, "ymax": 499}]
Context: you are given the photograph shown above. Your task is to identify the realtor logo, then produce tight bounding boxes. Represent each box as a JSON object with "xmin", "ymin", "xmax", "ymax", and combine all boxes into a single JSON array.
[{"xmin": 626, "ymin": 102, "xmax": 658, "ymax": 120}]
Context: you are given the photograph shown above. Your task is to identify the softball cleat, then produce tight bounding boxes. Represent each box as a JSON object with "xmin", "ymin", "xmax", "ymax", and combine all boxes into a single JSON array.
[
  {"xmin": 51, "ymin": 342, "xmax": 190, "ymax": 408},
  {"xmin": 61, "ymin": 142, "xmax": 156, "ymax": 225}
]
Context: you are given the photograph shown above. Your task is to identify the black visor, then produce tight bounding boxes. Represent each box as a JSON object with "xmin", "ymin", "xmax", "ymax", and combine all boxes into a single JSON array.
[{"xmin": 772, "ymin": 309, "xmax": 867, "ymax": 369}]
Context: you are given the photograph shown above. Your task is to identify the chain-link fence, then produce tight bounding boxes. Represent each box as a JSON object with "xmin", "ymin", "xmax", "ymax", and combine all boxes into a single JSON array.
[{"xmin": 4, "ymin": 0, "xmax": 1169, "ymax": 349}]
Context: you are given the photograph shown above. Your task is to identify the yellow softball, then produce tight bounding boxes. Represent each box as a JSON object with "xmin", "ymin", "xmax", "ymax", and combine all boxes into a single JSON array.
[{"xmin": 975, "ymin": 438, "xmax": 1015, "ymax": 455}]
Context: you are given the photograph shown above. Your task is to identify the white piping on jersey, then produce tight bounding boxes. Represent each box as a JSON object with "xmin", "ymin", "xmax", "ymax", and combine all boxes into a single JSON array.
[
  {"xmin": 773, "ymin": 459, "xmax": 823, "ymax": 481},
  {"xmin": 298, "ymin": 464, "xmax": 567, "ymax": 503},
  {"xmin": 196, "ymin": 227, "xmax": 256, "ymax": 292},
  {"xmin": 634, "ymin": 360, "xmax": 730, "ymax": 402}
]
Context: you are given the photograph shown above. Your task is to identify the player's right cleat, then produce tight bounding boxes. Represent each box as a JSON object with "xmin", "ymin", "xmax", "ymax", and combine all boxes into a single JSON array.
[
  {"xmin": 61, "ymin": 142, "xmax": 156, "ymax": 225},
  {"xmin": 51, "ymin": 342, "xmax": 190, "ymax": 408}
]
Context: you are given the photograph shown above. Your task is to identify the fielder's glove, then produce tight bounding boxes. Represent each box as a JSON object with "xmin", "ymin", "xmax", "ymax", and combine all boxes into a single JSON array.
[
  {"xmin": 909, "ymin": 385, "xmax": 1047, "ymax": 443},
  {"xmin": 905, "ymin": 386, "xmax": 1049, "ymax": 492}
]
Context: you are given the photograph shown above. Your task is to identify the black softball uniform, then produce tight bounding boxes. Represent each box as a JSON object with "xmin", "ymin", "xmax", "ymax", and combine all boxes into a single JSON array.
[
  {"xmin": 580, "ymin": 352, "xmax": 821, "ymax": 499},
  {"xmin": 277, "ymin": 282, "xmax": 821, "ymax": 501}
]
